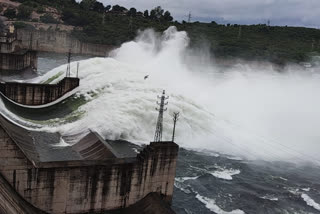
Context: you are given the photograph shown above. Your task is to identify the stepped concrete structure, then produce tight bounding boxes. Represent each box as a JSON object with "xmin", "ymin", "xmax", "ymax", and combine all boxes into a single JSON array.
[
  {"xmin": 0, "ymin": 24, "xmax": 37, "ymax": 73},
  {"xmin": 0, "ymin": 113, "xmax": 179, "ymax": 213}
]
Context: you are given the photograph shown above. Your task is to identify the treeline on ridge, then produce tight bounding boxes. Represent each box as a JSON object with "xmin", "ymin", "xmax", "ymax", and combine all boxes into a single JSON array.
[{"xmin": 1, "ymin": 0, "xmax": 320, "ymax": 64}]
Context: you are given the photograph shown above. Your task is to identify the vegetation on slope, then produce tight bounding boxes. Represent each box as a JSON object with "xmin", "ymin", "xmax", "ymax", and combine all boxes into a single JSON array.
[{"xmin": 2, "ymin": 0, "xmax": 320, "ymax": 64}]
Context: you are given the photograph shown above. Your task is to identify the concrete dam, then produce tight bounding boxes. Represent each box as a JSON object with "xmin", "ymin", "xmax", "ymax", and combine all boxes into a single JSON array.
[
  {"xmin": 0, "ymin": 72, "xmax": 179, "ymax": 214},
  {"xmin": 0, "ymin": 22, "xmax": 179, "ymax": 214}
]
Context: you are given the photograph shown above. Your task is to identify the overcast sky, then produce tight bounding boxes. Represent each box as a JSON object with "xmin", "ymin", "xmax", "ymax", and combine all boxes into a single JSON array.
[{"xmin": 97, "ymin": 0, "xmax": 319, "ymax": 28}]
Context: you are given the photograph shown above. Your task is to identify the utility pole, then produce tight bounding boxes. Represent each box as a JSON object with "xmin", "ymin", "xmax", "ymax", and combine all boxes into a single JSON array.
[
  {"xmin": 66, "ymin": 49, "xmax": 72, "ymax": 77},
  {"xmin": 76, "ymin": 62, "xmax": 80, "ymax": 78},
  {"xmin": 172, "ymin": 112, "xmax": 179, "ymax": 142},
  {"xmin": 154, "ymin": 90, "xmax": 169, "ymax": 142}
]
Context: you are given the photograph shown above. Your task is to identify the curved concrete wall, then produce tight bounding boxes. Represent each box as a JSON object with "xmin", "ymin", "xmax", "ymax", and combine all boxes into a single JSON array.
[{"xmin": 0, "ymin": 77, "xmax": 79, "ymax": 106}]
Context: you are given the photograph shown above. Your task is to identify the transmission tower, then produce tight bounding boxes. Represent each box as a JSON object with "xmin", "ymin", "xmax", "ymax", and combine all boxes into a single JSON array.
[
  {"xmin": 66, "ymin": 49, "xmax": 72, "ymax": 77},
  {"xmin": 187, "ymin": 11, "xmax": 192, "ymax": 23},
  {"xmin": 172, "ymin": 112, "xmax": 180, "ymax": 142},
  {"xmin": 154, "ymin": 90, "xmax": 169, "ymax": 142}
]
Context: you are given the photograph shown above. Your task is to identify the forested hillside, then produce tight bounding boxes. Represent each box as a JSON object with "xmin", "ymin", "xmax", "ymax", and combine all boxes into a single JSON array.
[{"xmin": 1, "ymin": 0, "xmax": 320, "ymax": 64}]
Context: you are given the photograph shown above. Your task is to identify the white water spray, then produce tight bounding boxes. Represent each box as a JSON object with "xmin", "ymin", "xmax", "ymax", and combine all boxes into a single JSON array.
[{"xmin": 5, "ymin": 26, "xmax": 320, "ymax": 163}]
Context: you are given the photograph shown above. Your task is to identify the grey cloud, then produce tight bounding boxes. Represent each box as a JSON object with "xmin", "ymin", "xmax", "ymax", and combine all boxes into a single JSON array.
[{"xmin": 97, "ymin": 0, "xmax": 319, "ymax": 27}]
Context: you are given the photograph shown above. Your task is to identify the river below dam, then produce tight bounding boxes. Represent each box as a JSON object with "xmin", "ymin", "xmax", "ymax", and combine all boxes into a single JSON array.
[{"xmin": 3, "ymin": 27, "xmax": 320, "ymax": 214}]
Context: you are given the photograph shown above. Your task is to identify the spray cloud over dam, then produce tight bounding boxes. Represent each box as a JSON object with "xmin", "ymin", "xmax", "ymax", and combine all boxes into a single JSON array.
[{"xmin": 4, "ymin": 26, "xmax": 320, "ymax": 164}]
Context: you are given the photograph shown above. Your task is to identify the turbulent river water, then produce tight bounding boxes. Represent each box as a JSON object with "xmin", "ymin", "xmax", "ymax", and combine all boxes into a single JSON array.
[{"xmin": 2, "ymin": 27, "xmax": 320, "ymax": 214}]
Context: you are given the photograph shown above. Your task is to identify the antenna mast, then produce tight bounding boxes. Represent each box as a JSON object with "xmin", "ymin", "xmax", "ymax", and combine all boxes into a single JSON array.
[
  {"xmin": 172, "ymin": 112, "xmax": 179, "ymax": 142},
  {"xmin": 154, "ymin": 90, "xmax": 169, "ymax": 142}
]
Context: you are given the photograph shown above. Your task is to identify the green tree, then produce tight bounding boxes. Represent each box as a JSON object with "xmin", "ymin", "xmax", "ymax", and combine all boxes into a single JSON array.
[
  {"xmin": 163, "ymin": 11, "xmax": 173, "ymax": 21},
  {"xmin": 62, "ymin": 9, "xmax": 89, "ymax": 26},
  {"xmin": 105, "ymin": 5, "xmax": 111, "ymax": 11},
  {"xmin": 150, "ymin": 9, "xmax": 156, "ymax": 19},
  {"xmin": 154, "ymin": 6, "xmax": 164, "ymax": 19},
  {"xmin": 150, "ymin": 6, "xmax": 164, "ymax": 20},
  {"xmin": 93, "ymin": 1, "xmax": 104, "ymax": 13},
  {"xmin": 80, "ymin": 0, "xmax": 96, "ymax": 11},
  {"xmin": 17, "ymin": 5, "xmax": 33, "ymax": 20},
  {"xmin": 143, "ymin": 10, "xmax": 149, "ymax": 18},
  {"xmin": 40, "ymin": 14, "xmax": 59, "ymax": 24},
  {"xmin": 127, "ymin": 8, "xmax": 137, "ymax": 17},
  {"xmin": 4, "ymin": 8, "xmax": 16, "ymax": 19},
  {"xmin": 112, "ymin": 5, "xmax": 127, "ymax": 12},
  {"xmin": 36, "ymin": 6, "xmax": 45, "ymax": 14}
]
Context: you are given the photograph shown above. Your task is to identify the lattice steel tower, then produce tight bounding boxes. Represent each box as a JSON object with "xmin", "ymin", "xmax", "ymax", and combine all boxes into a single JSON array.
[{"xmin": 154, "ymin": 90, "xmax": 169, "ymax": 142}]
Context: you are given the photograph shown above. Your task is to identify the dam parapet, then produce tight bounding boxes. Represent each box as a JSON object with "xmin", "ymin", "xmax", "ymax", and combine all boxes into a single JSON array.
[{"xmin": 0, "ymin": 77, "xmax": 80, "ymax": 106}]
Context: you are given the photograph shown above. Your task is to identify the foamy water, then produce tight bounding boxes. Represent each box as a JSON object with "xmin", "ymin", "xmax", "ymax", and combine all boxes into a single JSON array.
[
  {"xmin": 195, "ymin": 194, "xmax": 245, "ymax": 214},
  {"xmin": 4, "ymin": 26, "xmax": 320, "ymax": 164},
  {"xmin": 301, "ymin": 193, "xmax": 320, "ymax": 211}
]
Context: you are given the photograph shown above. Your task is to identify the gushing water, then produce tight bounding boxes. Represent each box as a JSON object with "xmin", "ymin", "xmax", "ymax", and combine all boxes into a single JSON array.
[{"xmin": 5, "ymin": 26, "xmax": 320, "ymax": 164}]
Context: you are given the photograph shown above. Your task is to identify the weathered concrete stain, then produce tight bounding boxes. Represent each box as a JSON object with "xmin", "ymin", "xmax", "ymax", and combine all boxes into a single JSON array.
[{"xmin": 17, "ymin": 29, "xmax": 114, "ymax": 57}]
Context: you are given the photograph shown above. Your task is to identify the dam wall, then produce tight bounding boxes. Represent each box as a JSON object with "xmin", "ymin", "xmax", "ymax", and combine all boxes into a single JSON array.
[
  {"xmin": 17, "ymin": 29, "xmax": 114, "ymax": 56},
  {"xmin": 0, "ymin": 124, "xmax": 179, "ymax": 214},
  {"xmin": 0, "ymin": 77, "xmax": 79, "ymax": 106}
]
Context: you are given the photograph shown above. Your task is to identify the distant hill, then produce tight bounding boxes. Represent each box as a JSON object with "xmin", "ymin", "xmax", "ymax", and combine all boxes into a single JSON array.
[{"xmin": 1, "ymin": 0, "xmax": 320, "ymax": 64}]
